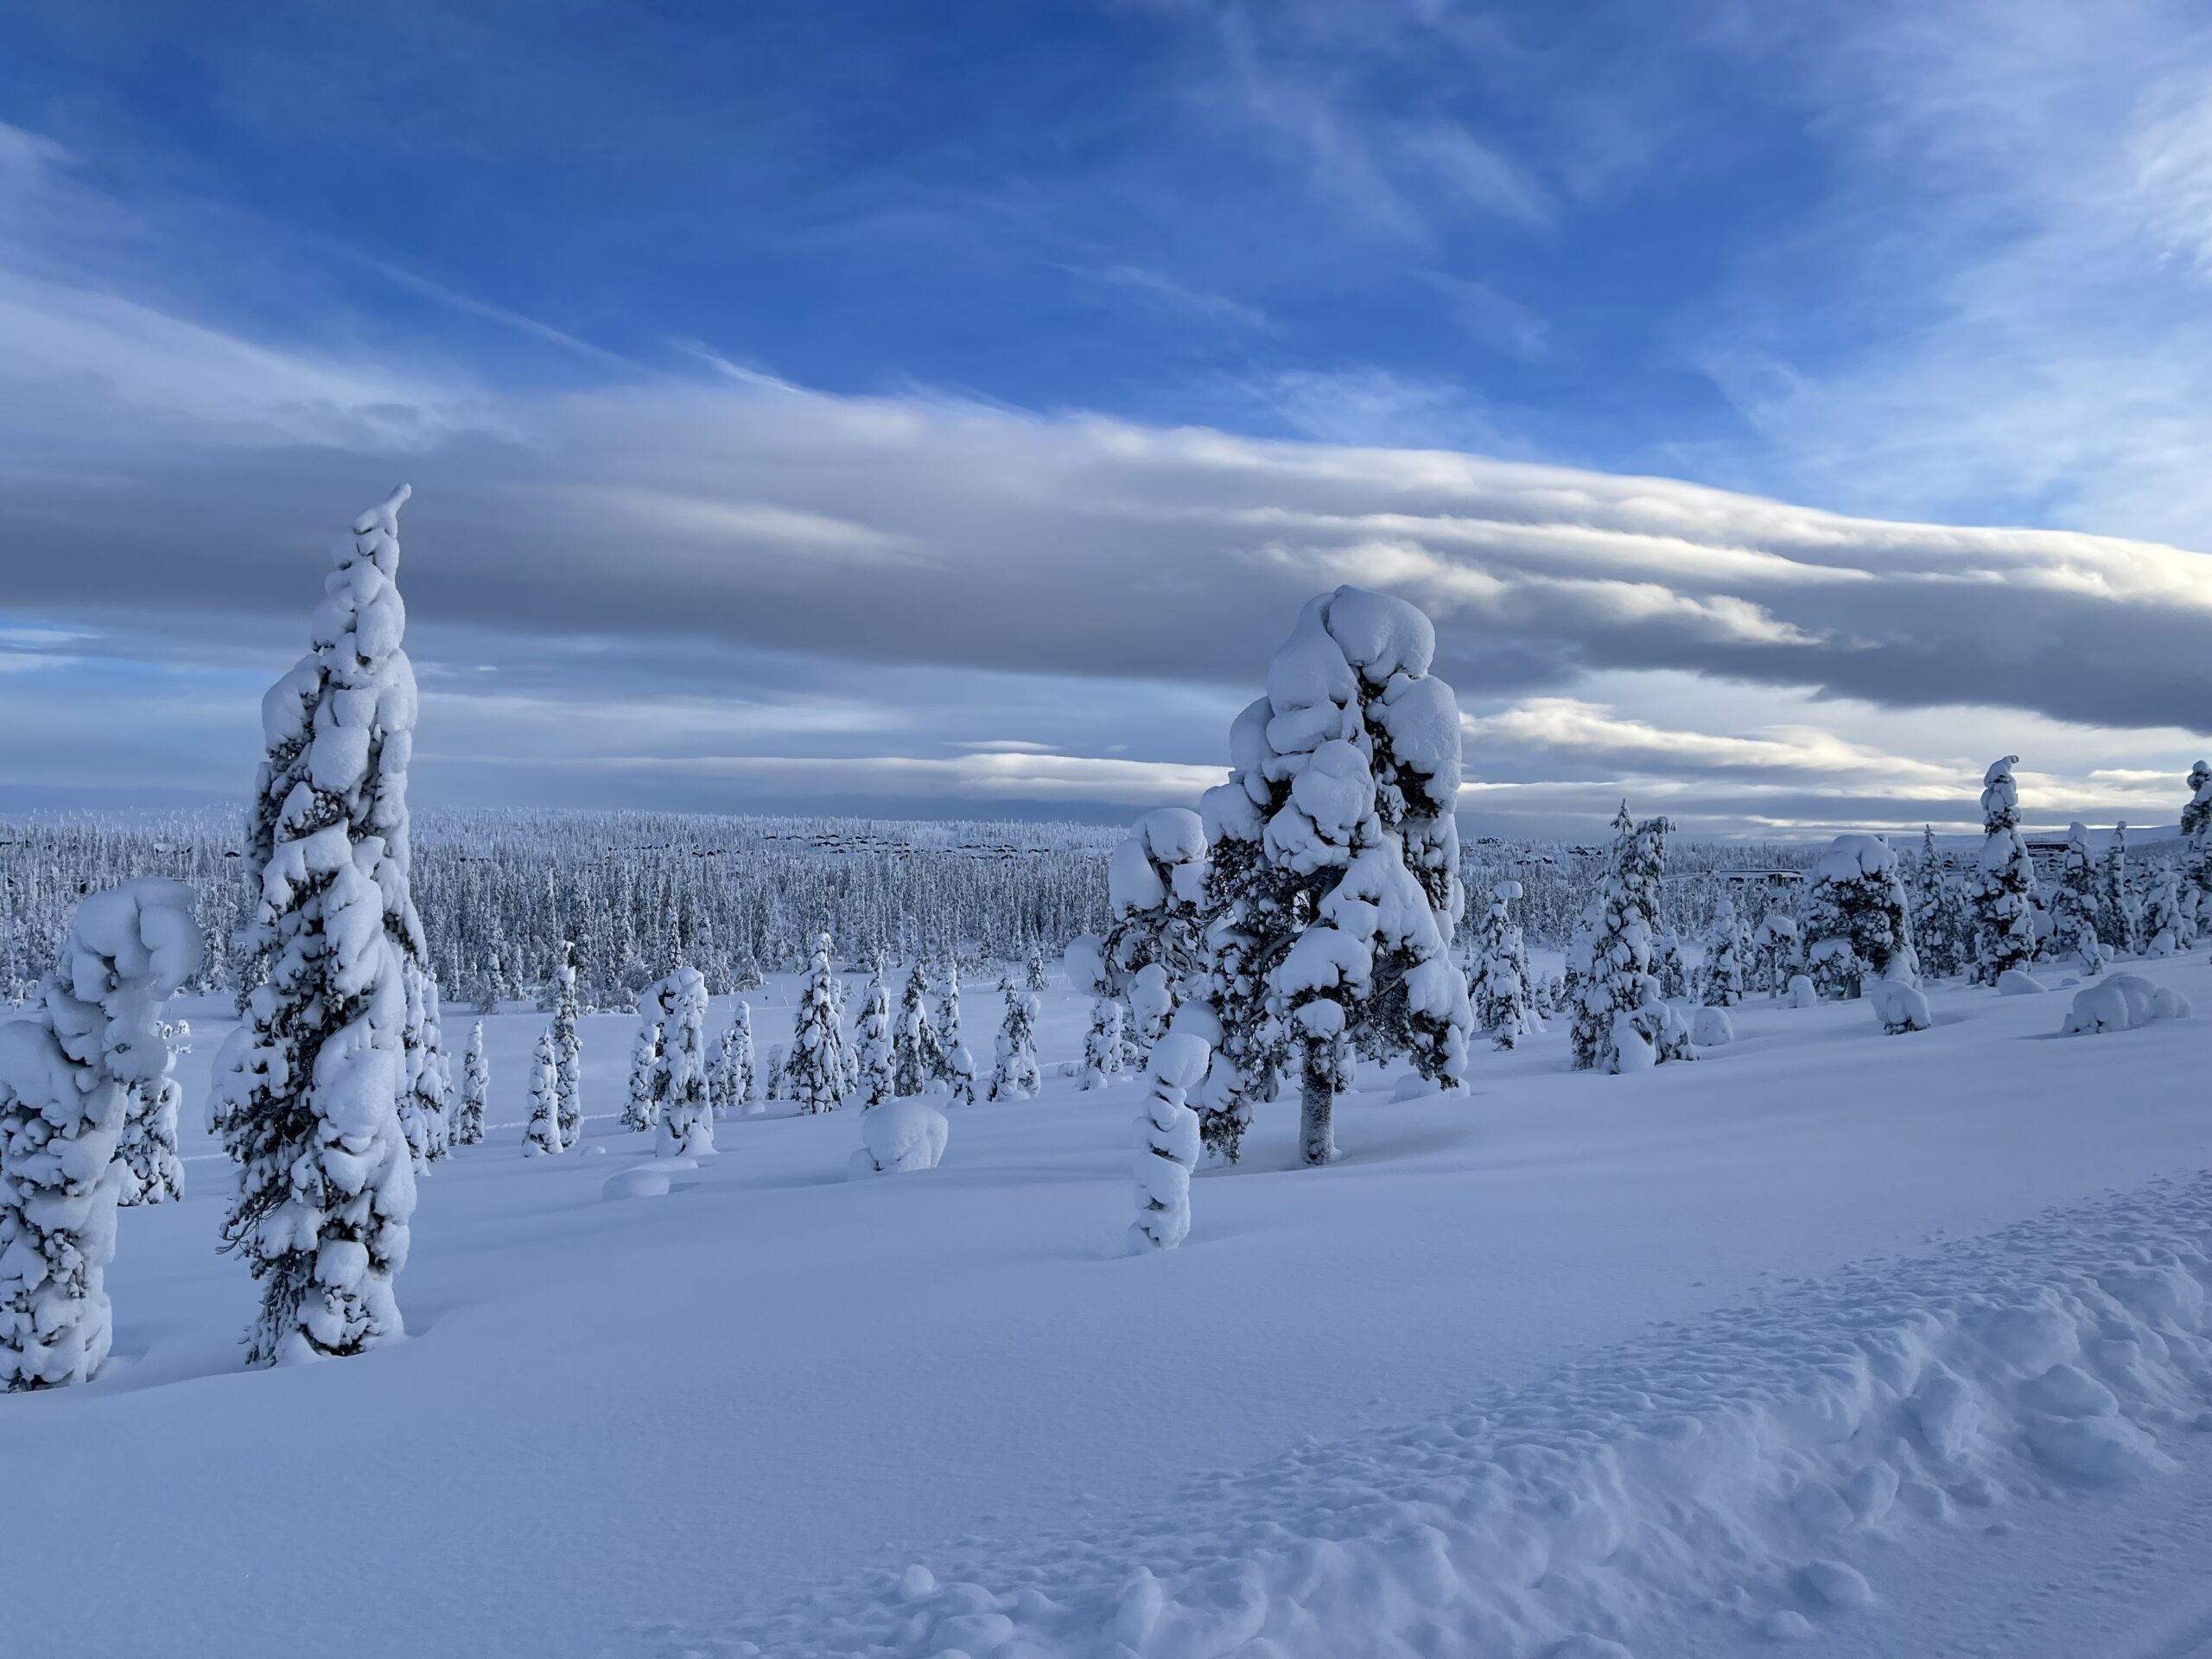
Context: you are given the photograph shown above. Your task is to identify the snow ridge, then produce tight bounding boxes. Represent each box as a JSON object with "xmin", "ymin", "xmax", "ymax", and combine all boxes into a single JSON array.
[{"xmin": 726, "ymin": 1174, "xmax": 2212, "ymax": 1658}]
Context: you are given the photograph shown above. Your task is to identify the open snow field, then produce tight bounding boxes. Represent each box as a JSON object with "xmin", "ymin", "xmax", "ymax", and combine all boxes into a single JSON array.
[{"xmin": 6, "ymin": 961, "xmax": 2212, "ymax": 1657}]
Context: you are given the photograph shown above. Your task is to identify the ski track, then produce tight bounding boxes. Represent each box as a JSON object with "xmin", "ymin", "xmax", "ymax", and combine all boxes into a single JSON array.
[{"xmin": 671, "ymin": 1173, "xmax": 2212, "ymax": 1659}]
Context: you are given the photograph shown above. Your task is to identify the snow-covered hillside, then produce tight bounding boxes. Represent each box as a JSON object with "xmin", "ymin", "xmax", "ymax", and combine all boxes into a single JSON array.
[{"xmin": 3, "ymin": 960, "xmax": 2210, "ymax": 1656}]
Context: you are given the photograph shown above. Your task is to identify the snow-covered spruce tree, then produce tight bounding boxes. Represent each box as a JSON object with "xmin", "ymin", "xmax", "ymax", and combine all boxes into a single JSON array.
[
  {"xmin": 764, "ymin": 1044, "xmax": 788, "ymax": 1103},
  {"xmin": 648, "ymin": 966, "xmax": 714, "ymax": 1157},
  {"xmin": 1570, "ymin": 806, "xmax": 1694, "ymax": 1072},
  {"xmin": 0, "ymin": 880, "xmax": 202, "ymax": 1389},
  {"xmin": 1025, "ymin": 944, "xmax": 1050, "ymax": 993},
  {"xmin": 854, "ymin": 956, "xmax": 896, "ymax": 1108},
  {"xmin": 1101, "ymin": 809, "xmax": 1211, "ymax": 1062},
  {"xmin": 1752, "ymin": 911, "xmax": 1801, "ymax": 997},
  {"xmin": 1698, "ymin": 892, "xmax": 1747, "ymax": 1007},
  {"xmin": 1240, "ymin": 588, "xmax": 1473, "ymax": 1164},
  {"xmin": 398, "ymin": 962, "xmax": 452, "ymax": 1169},
  {"xmin": 788, "ymin": 934, "xmax": 849, "ymax": 1113},
  {"xmin": 1082, "ymin": 994, "xmax": 1126, "ymax": 1088},
  {"xmin": 1970, "ymin": 755, "xmax": 2039, "ymax": 983},
  {"xmin": 1128, "ymin": 1032, "xmax": 1209, "ymax": 1254},
  {"xmin": 1653, "ymin": 929, "xmax": 1690, "ymax": 1001},
  {"xmin": 988, "ymin": 973, "xmax": 1040, "ymax": 1102},
  {"xmin": 116, "ymin": 1011, "xmax": 190, "ymax": 1208},
  {"xmin": 1469, "ymin": 880, "xmax": 1535, "ymax": 1049},
  {"xmin": 937, "ymin": 953, "xmax": 976, "ymax": 1105},
  {"xmin": 2052, "ymin": 822, "xmax": 2105, "ymax": 972},
  {"xmin": 621, "ymin": 1004, "xmax": 664, "ymax": 1132},
  {"xmin": 454, "ymin": 1022, "xmax": 486, "ymax": 1146},
  {"xmin": 891, "ymin": 961, "xmax": 946, "ymax": 1098},
  {"xmin": 1192, "ymin": 745, "xmax": 1294, "ymax": 1163},
  {"xmin": 2144, "ymin": 866, "xmax": 2185, "ymax": 956},
  {"xmin": 212, "ymin": 486, "xmax": 423, "ymax": 1366},
  {"xmin": 553, "ymin": 943, "xmax": 582, "ymax": 1148},
  {"xmin": 713, "ymin": 1001, "xmax": 754, "ymax": 1118},
  {"xmin": 2099, "ymin": 823, "xmax": 2139, "ymax": 957},
  {"xmin": 1805, "ymin": 836, "xmax": 1919, "ymax": 1000},
  {"xmin": 1908, "ymin": 827, "xmax": 1967, "ymax": 980},
  {"xmin": 2184, "ymin": 761, "xmax": 2212, "ymax": 913},
  {"xmin": 524, "ymin": 1028, "xmax": 562, "ymax": 1156}
]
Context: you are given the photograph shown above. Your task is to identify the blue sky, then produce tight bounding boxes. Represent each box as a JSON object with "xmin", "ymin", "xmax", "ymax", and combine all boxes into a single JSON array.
[{"xmin": 3, "ymin": 0, "xmax": 2212, "ymax": 835}]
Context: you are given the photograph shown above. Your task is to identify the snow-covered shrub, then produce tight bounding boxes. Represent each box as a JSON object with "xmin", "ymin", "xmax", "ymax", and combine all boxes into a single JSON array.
[
  {"xmin": 854, "ymin": 957, "xmax": 896, "ymax": 1107},
  {"xmin": 891, "ymin": 962, "xmax": 946, "ymax": 1098},
  {"xmin": 788, "ymin": 934, "xmax": 849, "ymax": 1113},
  {"xmin": 0, "ymin": 879, "xmax": 201, "ymax": 1389},
  {"xmin": 621, "ymin": 1003, "xmax": 663, "ymax": 1132},
  {"xmin": 1698, "ymin": 893, "xmax": 1747, "ymax": 1007},
  {"xmin": 1970, "ymin": 757, "xmax": 2039, "ymax": 983},
  {"xmin": 647, "ymin": 966, "xmax": 714, "ymax": 1157},
  {"xmin": 212, "ymin": 486, "xmax": 421, "ymax": 1367},
  {"xmin": 1571, "ymin": 806, "xmax": 1694, "ymax": 1073},
  {"xmin": 454, "ymin": 1022, "xmax": 486, "ymax": 1145},
  {"xmin": 1804, "ymin": 835, "xmax": 1918, "ymax": 1002},
  {"xmin": 1240, "ymin": 588, "xmax": 1473, "ymax": 1163},
  {"xmin": 936, "ymin": 954, "xmax": 976, "ymax": 1105},
  {"xmin": 1689, "ymin": 1006, "xmax": 1733, "ymax": 1047},
  {"xmin": 116, "ymin": 1011, "xmax": 189, "ymax": 1208},
  {"xmin": 524, "ymin": 1028, "xmax": 562, "ymax": 1155},
  {"xmin": 1784, "ymin": 974, "xmax": 1817, "ymax": 1008},
  {"xmin": 846, "ymin": 1088, "xmax": 950, "ymax": 1179},
  {"xmin": 1996, "ymin": 968, "xmax": 2048, "ymax": 995},
  {"xmin": 553, "ymin": 944, "xmax": 582, "ymax": 1147},
  {"xmin": 713, "ymin": 1001, "xmax": 755, "ymax": 1117},
  {"xmin": 1753, "ymin": 912, "xmax": 1801, "ymax": 998},
  {"xmin": 988, "ymin": 974, "xmax": 1040, "ymax": 1102},
  {"xmin": 2059, "ymin": 972, "xmax": 2190, "ymax": 1035},
  {"xmin": 1128, "ymin": 1033, "xmax": 1209, "ymax": 1254},
  {"xmin": 1866, "ymin": 976, "xmax": 1932, "ymax": 1034},
  {"xmin": 1470, "ymin": 880, "xmax": 1536, "ymax": 1049}
]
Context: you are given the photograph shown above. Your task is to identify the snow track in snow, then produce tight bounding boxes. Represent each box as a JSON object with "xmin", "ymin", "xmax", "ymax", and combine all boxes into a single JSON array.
[{"xmin": 719, "ymin": 1173, "xmax": 2212, "ymax": 1658}]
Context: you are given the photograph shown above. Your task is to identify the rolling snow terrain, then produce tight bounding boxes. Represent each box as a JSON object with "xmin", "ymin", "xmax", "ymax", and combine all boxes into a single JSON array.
[{"xmin": 0, "ymin": 960, "xmax": 2208, "ymax": 1656}]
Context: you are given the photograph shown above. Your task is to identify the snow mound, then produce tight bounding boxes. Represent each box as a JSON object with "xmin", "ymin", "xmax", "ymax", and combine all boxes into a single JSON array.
[
  {"xmin": 1690, "ymin": 1007, "xmax": 1733, "ymax": 1047},
  {"xmin": 741, "ymin": 1173, "xmax": 2212, "ymax": 1657},
  {"xmin": 2059, "ymin": 973, "xmax": 2192, "ymax": 1036},
  {"xmin": 1784, "ymin": 974, "xmax": 1816, "ymax": 1008},
  {"xmin": 1866, "ymin": 976, "xmax": 1931, "ymax": 1034},
  {"xmin": 849, "ymin": 1093, "xmax": 950, "ymax": 1179},
  {"xmin": 602, "ymin": 1167, "xmax": 670, "ymax": 1201},
  {"xmin": 1996, "ymin": 969, "xmax": 2048, "ymax": 996}
]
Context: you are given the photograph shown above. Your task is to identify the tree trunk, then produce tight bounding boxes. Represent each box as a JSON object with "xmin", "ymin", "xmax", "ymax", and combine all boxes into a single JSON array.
[{"xmin": 1298, "ymin": 1042, "xmax": 1338, "ymax": 1166}]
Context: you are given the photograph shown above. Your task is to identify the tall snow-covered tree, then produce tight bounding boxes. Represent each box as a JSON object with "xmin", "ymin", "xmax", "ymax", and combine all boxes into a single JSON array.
[
  {"xmin": 712, "ymin": 1001, "xmax": 754, "ymax": 1117},
  {"xmin": 0, "ymin": 880, "xmax": 202, "ymax": 1389},
  {"xmin": 788, "ymin": 934, "xmax": 849, "ymax": 1113},
  {"xmin": 621, "ymin": 1005, "xmax": 664, "ymax": 1132},
  {"xmin": 2052, "ymin": 822, "xmax": 2105, "ymax": 970},
  {"xmin": 398, "ymin": 963, "xmax": 452, "ymax": 1169},
  {"xmin": 2144, "ymin": 866, "xmax": 2186, "ymax": 955},
  {"xmin": 988, "ymin": 973, "xmax": 1040, "ymax": 1102},
  {"xmin": 1470, "ymin": 880, "xmax": 1535, "ymax": 1047},
  {"xmin": 1806, "ymin": 836, "xmax": 1919, "ymax": 999},
  {"xmin": 2184, "ymin": 760, "xmax": 2212, "ymax": 912},
  {"xmin": 937, "ymin": 953, "xmax": 976, "ymax": 1105},
  {"xmin": 1751, "ymin": 911, "xmax": 1801, "ymax": 996},
  {"xmin": 552, "ymin": 943, "xmax": 582, "ymax": 1148},
  {"xmin": 116, "ymin": 1012, "xmax": 190, "ymax": 1208},
  {"xmin": 854, "ymin": 957, "xmax": 896, "ymax": 1107},
  {"xmin": 1698, "ymin": 892, "xmax": 1747, "ymax": 1007},
  {"xmin": 1230, "ymin": 588, "xmax": 1473, "ymax": 1164},
  {"xmin": 649, "ymin": 966, "xmax": 714, "ymax": 1157},
  {"xmin": 1571, "ymin": 806, "xmax": 1695, "ymax": 1071},
  {"xmin": 454, "ymin": 1022, "xmax": 487, "ymax": 1145},
  {"xmin": 1128, "ymin": 1033, "xmax": 1208, "ymax": 1254},
  {"xmin": 1653, "ymin": 929, "xmax": 1690, "ymax": 1001},
  {"xmin": 1192, "ymin": 757, "xmax": 1291, "ymax": 1162},
  {"xmin": 1908, "ymin": 827, "xmax": 1968, "ymax": 980},
  {"xmin": 891, "ymin": 962, "xmax": 946, "ymax": 1098},
  {"xmin": 1025, "ymin": 944, "xmax": 1050, "ymax": 993},
  {"xmin": 1970, "ymin": 756, "xmax": 2039, "ymax": 983},
  {"xmin": 2099, "ymin": 823, "xmax": 2139, "ymax": 957},
  {"xmin": 523, "ymin": 1028, "xmax": 561, "ymax": 1156},
  {"xmin": 212, "ymin": 486, "xmax": 422, "ymax": 1366}
]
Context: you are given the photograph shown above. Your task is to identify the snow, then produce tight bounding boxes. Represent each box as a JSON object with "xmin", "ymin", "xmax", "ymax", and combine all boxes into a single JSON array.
[
  {"xmin": 11, "ymin": 952, "xmax": 2212, "ymax": 1655},
  {"xmin": 2059, "ymin": 972, "xmax": 2193, "ymax": 1035},
  {"xmin": 849, "ymin": 1091, "xmax": 950, "ymax": 1178},
  {"xmin": 1998, "ymin": 969, "xmax": 2050, "ymax": 996}
]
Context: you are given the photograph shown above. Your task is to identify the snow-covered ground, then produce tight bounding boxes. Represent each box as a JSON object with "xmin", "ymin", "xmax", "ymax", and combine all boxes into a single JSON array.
[{"xmin": 5, "ymin": 961, "xmax": 2212, "ymax": 1656}]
